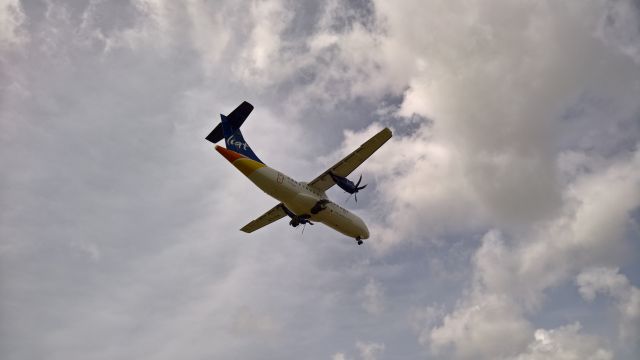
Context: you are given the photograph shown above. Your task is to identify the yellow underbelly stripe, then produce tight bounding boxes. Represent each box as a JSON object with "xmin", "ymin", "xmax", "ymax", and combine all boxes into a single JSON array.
[{"xmin": 233, "ymin": 158, "xmax": 266, "ymax": 176}]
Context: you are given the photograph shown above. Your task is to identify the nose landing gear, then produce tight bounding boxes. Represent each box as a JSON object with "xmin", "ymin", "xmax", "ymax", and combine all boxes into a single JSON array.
[{"xmin": 355, "ymin": 237, "xmax": 363, "ymax": 245}]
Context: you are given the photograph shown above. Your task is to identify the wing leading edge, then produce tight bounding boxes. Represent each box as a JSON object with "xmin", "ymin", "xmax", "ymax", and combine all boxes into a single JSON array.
[{"xmin": 308, "ymin": 127, "xmax": 392, "ymax": 192}]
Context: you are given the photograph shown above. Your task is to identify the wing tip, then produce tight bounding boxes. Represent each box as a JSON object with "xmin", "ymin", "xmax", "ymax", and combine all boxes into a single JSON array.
[{"xmin": 240, "ymin": 226, "xmax": 253, "ymax": 233}]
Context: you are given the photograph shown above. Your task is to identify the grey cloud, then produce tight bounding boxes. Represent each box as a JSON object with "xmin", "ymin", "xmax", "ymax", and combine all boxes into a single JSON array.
[
  {"xmin": 0, "ymin": 0, "xmax": 27, "ymax": 50},
  {"xmin": 356, "ymin": 340, "xmax": 385, "ymax": 360},
  {"xmin": 1, "ymin": 0, "xmax": 640, "ymax": 359},
  {"xmin": 508, "ymin": 323, "xmax": 614, "ymax": 360},
  {"xmin": 411, "ymin": 149, "xmax": 640, "ymax": 359},
  {"xmin": 577, "ymin": 267, "xmax": 640, "ymax": 345},
  {"xmin": 360, "ymin": 277, "xmax": 384, "ymax": 315}
]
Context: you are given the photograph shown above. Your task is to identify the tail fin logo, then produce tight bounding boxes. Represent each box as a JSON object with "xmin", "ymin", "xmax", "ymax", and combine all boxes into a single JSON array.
[{"xmin": 228, "ymin": 134, "xmax": 249, "ymax": 151}]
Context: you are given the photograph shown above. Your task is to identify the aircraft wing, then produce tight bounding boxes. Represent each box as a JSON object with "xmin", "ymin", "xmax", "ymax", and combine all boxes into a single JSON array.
[
  {"xmin": 240, "ymin": 203, "xmax": 287, "ymax": 233},
  {"xmin": 308, "ymin": 127, "xmax": 392, "ymax": 192}
]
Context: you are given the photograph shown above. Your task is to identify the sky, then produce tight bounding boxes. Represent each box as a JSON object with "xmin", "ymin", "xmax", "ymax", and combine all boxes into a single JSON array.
[{"xmin": 1, "ymin": 0, "xmax": 639, "ymax": 359}]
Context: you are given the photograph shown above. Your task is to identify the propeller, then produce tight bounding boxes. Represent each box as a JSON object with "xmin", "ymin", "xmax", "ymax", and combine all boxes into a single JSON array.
[
  {"xmin": 330, "ymin": 172, "xmax": 368, "ymax": 203},
  {"xmin": 345, "ymin": 193, "xmax": 354, "ymax": 204},
  {"xmin": 353, "ymin": 174, "xmax": 367, "ymax": 203}
]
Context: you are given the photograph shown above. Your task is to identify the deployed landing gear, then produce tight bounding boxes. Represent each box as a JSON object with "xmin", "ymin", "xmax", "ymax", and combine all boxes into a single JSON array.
[
  {"xmin": 280, "ymin": 204, "xmax": 313, "ymax": 228},
  {"xmin": 289, "ymin": 215, "xmax": 312, "ymax": 228},
  {"xmin": 356, "ymin": 237, "xmax": 363, "ymax": 245}
]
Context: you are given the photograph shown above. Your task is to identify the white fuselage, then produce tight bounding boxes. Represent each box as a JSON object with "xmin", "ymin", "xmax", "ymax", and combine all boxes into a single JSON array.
[{"xmin": 248, "ymin": 166, "xmax": 370, "ymax": 240}]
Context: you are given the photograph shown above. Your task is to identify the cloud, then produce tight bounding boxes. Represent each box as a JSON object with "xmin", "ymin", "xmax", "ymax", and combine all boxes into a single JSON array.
[
  {"xmin": 360, "ymin": 278, "xmax": 385, "ymax": 315},
  {"xmin": 330, "ymin": 340, "xmax": 385, "ymax": 360},
  {"xmin": 364, "ymin": 0, "xmax": 640, "ymax": 241},
  {"xmin": 329, "ymin": 3, "xmax": 640, "ymax": 356},
  {"xmin": 410, "ymin": 305, "xmax": 443, "ymax": 344},
  {"xmin": 577, "ymin": 267, "xmax": 634, "ymax": 301},
  {"xmin": 475, "ymin": 149, "xmax": 640, "ymax": 307},
  {"xmin": 332, "ymin": 352, "xmax": 348, "ymax": 360},
  {"xmin": 598, "ymin": 0, "xmax": 640, "ymax": 64},
  {"xmin": 577, "ymin": 267, "xmax": 640, "ymax": 343},
  {"xmin": 416, "ymin": 148, "xmax": 640, "ymax": 358},
  {"xmin": 0, "ymin": 0, "xmax": 27, "ymax": 50},
  {"xmin": 429, "ymin": 293, "xmax": 532, "ymax": 359},
  {"xmin": 508, "ymin": 323, "xmax": 613, "ymax": 360},
  {"xmin": 233, "ymin": 0, "xmax": 291, "ymax": 83},
  {"xmin": 355, "ymin": 341, "xmax": 385, "ymax": 360},
  {"xmin": 1, "ymin": 0, "xmax": 639, "ymax": 359},
  {"xmin": 230, "ymin": 305, "xmax": 280, "ymax": 335}
]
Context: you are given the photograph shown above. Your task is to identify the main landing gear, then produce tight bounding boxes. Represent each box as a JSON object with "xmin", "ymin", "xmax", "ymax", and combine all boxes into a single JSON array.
[
  {"xmin": 310, "ymin": 199, "xmax": 330, "ymax": 215},
  {"xmin": 356, "ymin": 237, "xmax": 363, "ymax": 245}
]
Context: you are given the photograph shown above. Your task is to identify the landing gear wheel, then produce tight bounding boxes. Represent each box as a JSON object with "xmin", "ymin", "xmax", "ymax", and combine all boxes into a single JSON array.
[{"xmin": 356, "ymin": 237, "xmax": 363, "ymax": 245}]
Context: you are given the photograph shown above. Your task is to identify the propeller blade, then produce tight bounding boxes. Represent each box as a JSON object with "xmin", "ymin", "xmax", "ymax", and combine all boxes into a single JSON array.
[
  {"xmin": 356, "ymin": 174, "xmax": 363, "ymax": 188},
  {"xmin": 357, "ymin": 184, "xmax": 368, "ymax": 191},
  {"xmin": 355, "ymin": 192, "xmax": 358, "ymax": 203}
]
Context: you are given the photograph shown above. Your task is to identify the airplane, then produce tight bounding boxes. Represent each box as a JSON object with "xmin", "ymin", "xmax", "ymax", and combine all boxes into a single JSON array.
[{"xmin": 205, "ymin": 101, "xmax": 392, "ymax": 245}]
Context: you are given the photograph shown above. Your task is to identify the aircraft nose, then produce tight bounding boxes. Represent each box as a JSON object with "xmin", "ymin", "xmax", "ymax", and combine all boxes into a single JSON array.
[{"xmin": 361, "ymin": 221, "xmax": 370, "ymax": 239}]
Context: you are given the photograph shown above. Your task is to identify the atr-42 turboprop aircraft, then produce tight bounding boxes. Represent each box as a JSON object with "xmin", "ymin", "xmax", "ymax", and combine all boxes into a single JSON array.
[{"xmin": 205, "ymin": 101, "xmax": 392, "ymax": 245}]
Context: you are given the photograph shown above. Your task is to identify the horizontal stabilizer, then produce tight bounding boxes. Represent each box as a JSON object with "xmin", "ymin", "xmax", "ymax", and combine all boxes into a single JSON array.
[
  {"xmin": 228, "ymin": 101, "xmax": 254, "ymax": 126},
  {"xmin": 205, "ymin": 124, "xmax": 224, "ymax": 143},
  {"xmin": 205, "ymin": 101, "xmax": 254, "ymax": 144}
]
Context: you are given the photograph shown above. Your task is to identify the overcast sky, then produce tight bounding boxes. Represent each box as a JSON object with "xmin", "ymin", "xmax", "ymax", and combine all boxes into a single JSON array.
[{"xmin": 1, "ymin": 0, "xmax": 639, "ymax": 359}]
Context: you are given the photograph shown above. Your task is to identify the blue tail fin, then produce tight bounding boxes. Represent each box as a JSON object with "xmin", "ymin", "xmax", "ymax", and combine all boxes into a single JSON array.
[{"xmin": 220, "ymin": 114, "xmax": 264, "ymax": 164}]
